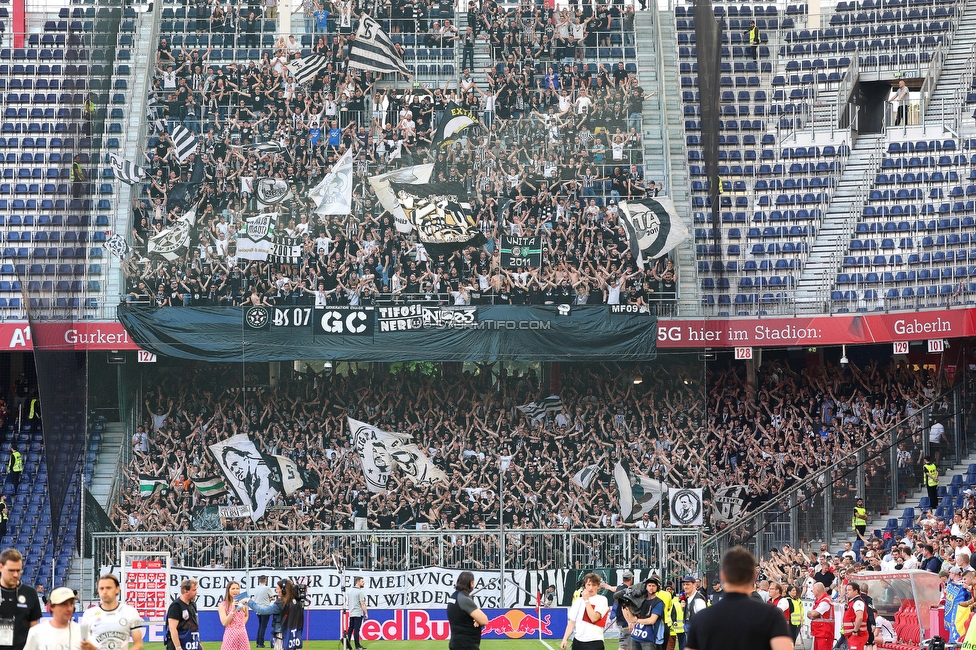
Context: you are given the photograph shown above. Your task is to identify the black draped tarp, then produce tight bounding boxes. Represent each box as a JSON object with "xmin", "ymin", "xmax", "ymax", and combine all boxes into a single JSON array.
[
  {"xmin": 118, "ymin": 304, "xmax": 658, "ymax": 362},
  {"xmin": 693, "ymin": 0, "xmax": 725, "ymax": 246}
]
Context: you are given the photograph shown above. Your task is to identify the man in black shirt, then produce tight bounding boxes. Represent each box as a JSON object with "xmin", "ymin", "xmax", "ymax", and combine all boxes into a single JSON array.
[
  {"xmin": 165, "ymin": 579, "xmax": 200, "ymax": 650},
  {"xmin": 447, "ymin": 572, "xmax": 488, "ymax": 650},
  {"xmin": 686, "ymin": 547, "xmax": 793, "ymax": 650},
  {"xmin": 0, "ymin": 548, "xmax": 41, "ymax": 650}
]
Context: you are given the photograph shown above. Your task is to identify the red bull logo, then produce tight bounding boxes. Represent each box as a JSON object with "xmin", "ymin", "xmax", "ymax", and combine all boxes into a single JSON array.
[{"xmin": 482, "ymin": 611, "xmax": 552, "ymax": 638}]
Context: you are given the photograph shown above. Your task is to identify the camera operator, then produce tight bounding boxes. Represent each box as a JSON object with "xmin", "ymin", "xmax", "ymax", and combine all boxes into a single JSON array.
[
  {"xmin": 614, "ymin": 571, "xmax": 636, "ymax": 650},
  {"xmin": 620, "ymin": 577, "xmax": 666, "ymax": 650}
]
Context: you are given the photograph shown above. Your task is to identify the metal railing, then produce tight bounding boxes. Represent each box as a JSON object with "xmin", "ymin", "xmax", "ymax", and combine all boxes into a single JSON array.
[
  {"xmin": 703, "ymin": 385, "xmax": 966, "ymax": 571},
  {"xmin": 90, "ymin": 528, "xmax": 703, "ymax": 601}
]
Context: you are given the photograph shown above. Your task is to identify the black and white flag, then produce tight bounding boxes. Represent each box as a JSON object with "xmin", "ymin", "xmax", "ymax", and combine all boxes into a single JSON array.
[
  {"xmin": 255, "ymin": 178, "xmax": 293, "ymax": 209},
  {"xmin": 310, "ymin": 147, "xmax": 354, "ymax": 215},
  {"xmin": 390, "ymin": 180, "xmax": 485, "ymax": 256},
  {"xmin": 236, "ymin": 213, "xmax": 277, "ymax": 261},
  {"xmin": 614, "ymin": 461, "xmax": 666, "ymax": 521},
  {"xmin": 571, "ymin": 463, "xmax": 600, "ymax": 490},
  {"xmin": 368, "ymin": 163, "xmax": 434, "ymax": 234},
  {"xmin": 287, "ymin": 52, "xmax": 330, "ymax": 87},
  {"xmin": 109, "ymin": 153, "xmax": 145, "ymax": 185},
  {"xmin": 106, "ymin": 233, "xmax": 130, "ymax": 260},
  {"xmin": 243, "ymin": 141, "xmax": 287, "ymax": 156},
  {"xmin": 269, "ymin": 235, "xmax": 303, "ymax": 264},
  {"xmin": 711, "ymin": 485, "xmax": 749, "ymax": 523},
  {"xmin": 619, "ymin": 197, "xmax": 691, "ymax": 266},
  {"xmin": 348, "ymin": 417, "xmax": 447, "ymax": 493},
  {"xmin": 147, "ymin": 206, "xmax": 196, "ymax": 262},
  {"xmin": 169, "ymin": 124, "xmax": 198, "ymax": 163},
  {"xmin": 516, "ymin": 396, "xmax": 563, "ymax": 421},
  {"xmin": 669, "ymin": 487, "xmax": 704, "ymax": 527},
  {"xmin": 349, "ymin": 14, "xmax": 411, "ymax": 77},
  {"xmin": 430, "ymin": 102, "xmax": 481, "ymax": 150},
  {"xmin": 208, "ymin": 435, "xmax": 284, "ymax": 521}
]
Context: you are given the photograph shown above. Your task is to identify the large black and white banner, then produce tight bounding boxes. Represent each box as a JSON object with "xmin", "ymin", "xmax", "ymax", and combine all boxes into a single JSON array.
[
  {"xmin": 619, "ymin": 197, "xmax": 691, "ymax": 266},
  {"xmin": 369, "ymin": 164, "xmax": 435, "ymax": 234},
  {"xmin": 669, "ymin": 487, "xmax": 704, "ymax": 527},
  {"xmin": 500, "ymin": 235, "xmax": 542, "ymax": 268},
  {"xmin": 147, "ymin": 206, "xmax": 196, "ymax": 262},
  {"xmin": 208, "ymin": 435, "xmax": 279, "ymax": 521},
  {"xmin": 269, "ymin": 235, "xmax": 303, "ymax": 264},
  {"xmin": 349, "ymin": 14, "xmax": 411, "ymax": 76},
  {"xmin": 711, "ymin": 485, "xmax": 749, "ymax": 523},
  {"xmin": 349, "ymin": 417, "xmax": 447, "ymax": 493},
  {"xmin": 390, "ymin": 180, "xmax": 485, "ymax": 256},
  {"xmin": 236, "ymin": 213, "xmax": 277, "ymax": 261},
  {"xmin": 255, "ymin": 178, "xmax": 293, "ymax": 209},
  {"xmin": 100, "ymin": 565, "xmax": 527, "ymax": 610}
]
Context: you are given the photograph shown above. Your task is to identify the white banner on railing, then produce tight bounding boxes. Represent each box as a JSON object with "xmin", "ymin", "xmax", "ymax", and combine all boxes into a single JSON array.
[{"xmin": 100, "ymin": 565, "xmax": 526, "ymax": 611}]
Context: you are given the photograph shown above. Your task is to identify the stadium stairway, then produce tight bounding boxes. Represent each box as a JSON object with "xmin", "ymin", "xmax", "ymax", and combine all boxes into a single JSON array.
[
  {"xmin": 833, "ymin": 448, "xmax": 976, "ymax": 549},
  {"xmin": 921, "ymin": 0, "xmax": 976, "ymax": 132},
  {"xmin": 104, "ymin": 12, "xmax": 155, "ymax": 312},
  {"xmin": 643, "ymin": 7, "xmax": 696, "ymax": 304},
  {"xmin": 66, "ymin": 421, "xmax": 124, "ymax": 590},
  {"xmin": 794, "ymin": 133, "xmax": 886, "ymax": 308},
  {"xmin": 454, "ymin": 12, "xmax": 492, "ymax": 88}
]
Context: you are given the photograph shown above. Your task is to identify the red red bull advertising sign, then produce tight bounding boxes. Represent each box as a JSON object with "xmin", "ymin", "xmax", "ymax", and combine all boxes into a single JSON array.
[{"xmin": 339, "ymin": 609, "xmax": 567, "ymax": 641}]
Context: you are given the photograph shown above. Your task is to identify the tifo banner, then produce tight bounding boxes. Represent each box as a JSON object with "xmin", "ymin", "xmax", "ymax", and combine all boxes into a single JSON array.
[
  {"xmin": 500, "ymin": 235, "xmax": 542, "ymax": 268},
  {"xmin": 711, "ymin": 485, "xmax": 750, "ymax": 523},
  {"xmin": 349, "ymin": 417, "xmax": 448, "ymax": 492},
  {"xmin": 99, "ymin": 566, "xmax": 527, "ymax": 611},
  {"xmin": 207, "ymin": 435, "xmax": 304, "ymax": 521},
  {"xmin": 117, "ymin": 305, "xmax": 658, "ymax": 362}
]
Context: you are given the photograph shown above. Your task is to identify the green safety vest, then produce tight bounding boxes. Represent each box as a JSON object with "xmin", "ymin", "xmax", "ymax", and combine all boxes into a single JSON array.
[
  {"xmin": 852, "ymin": 506, "xmax": 867, "ymax": 528},
  {"xmin": 9, "ymin": 451, "xmax": 22, "ymax": 473},
  {"xmin": 924, "ymin": 462, "xmax": 939, "ymax": 487}
]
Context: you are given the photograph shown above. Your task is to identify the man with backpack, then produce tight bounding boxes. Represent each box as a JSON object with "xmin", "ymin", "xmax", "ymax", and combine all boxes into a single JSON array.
[{"xmin": 679, "ymin": 575, "xmax": 708, "ymax": 639}]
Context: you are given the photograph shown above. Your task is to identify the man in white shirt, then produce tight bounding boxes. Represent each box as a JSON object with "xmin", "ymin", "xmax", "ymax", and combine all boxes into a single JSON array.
[
  {"xmin": 81, "ymin": 575, "xmax": 145, "ymax": 650},
  {"xmin": 561, "ymin": 573, "xmax": 609, "ymax": 650},
  {"xmin": 25, "ymin": 588, "xmax": 81, "ymax": 650}
]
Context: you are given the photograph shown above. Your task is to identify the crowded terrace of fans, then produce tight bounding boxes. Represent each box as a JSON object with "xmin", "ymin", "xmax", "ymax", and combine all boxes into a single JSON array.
[
  {"xmin": 120, "ymin": 0, "xmax": 675, "ymax": 310},
  {"xmin": 113, "ymin": 357, "xmax": 938, "ymax": 569}
]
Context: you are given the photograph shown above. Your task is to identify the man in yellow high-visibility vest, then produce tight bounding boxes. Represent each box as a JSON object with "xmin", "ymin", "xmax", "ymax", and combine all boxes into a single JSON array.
[
  {"xmin": 7, "ymin": 445, "xmax": 22, "ymax": 490},
  {"xmin": 852, "ymin": 497, "xmax": 867, "ymax": 540},
  {"xmin": 923, "ymin": 456, "xmax": 939, "ymax": 509}
]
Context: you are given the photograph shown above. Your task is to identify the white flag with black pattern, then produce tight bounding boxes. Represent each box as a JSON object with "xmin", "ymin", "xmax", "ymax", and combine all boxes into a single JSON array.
[
  {"xmin": 255, "ymin": 178, "xmax": 293, "ymax": 209},
  {"xmin": 109, "ymin": 153, "xmax": 145, "ymax": 185},
  {"xmin": 106, "ymin": 233, "xmax": 130, "ymax": 260}
]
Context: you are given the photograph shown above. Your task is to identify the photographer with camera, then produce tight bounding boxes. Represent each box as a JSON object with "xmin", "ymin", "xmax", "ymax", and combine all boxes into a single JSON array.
[
  {"xmin": 619, "ymin": 576, "xmax": 667, "ymax": 650},
  {"xmin": 614, "ymin": 571, "xmax": 637, "ymax": 650}
]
